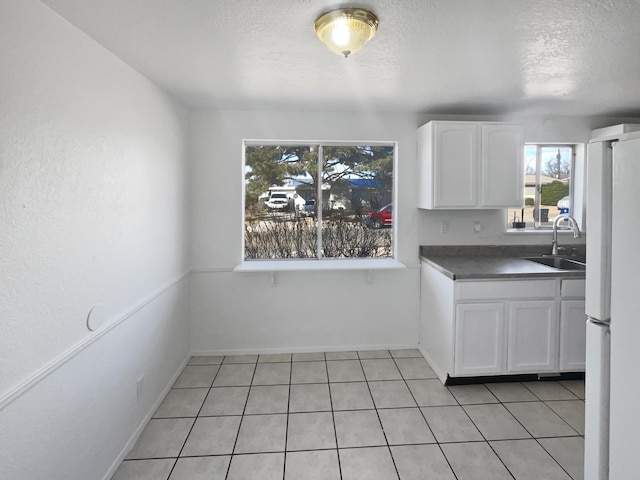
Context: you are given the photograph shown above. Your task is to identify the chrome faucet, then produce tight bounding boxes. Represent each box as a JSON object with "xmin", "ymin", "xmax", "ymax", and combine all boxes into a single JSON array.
[{"xmin": 551, "ymin": 214, "xmax": 581, "ymax": 255}]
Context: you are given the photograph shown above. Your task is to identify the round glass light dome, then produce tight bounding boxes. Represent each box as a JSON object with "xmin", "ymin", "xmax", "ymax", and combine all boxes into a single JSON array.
[{"xmin": 314, "ymin": 8, "xmax": 379, "ymax": 58}]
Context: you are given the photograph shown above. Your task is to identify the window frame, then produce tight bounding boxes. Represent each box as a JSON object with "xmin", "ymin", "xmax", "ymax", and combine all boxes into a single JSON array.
[
  {"xmin": 237, "ymin": 139, "xmax": 404, "ymax": 272},
  {"xmin": 510, "ymin": 143, "xmax": 578, "ymax": 231}
]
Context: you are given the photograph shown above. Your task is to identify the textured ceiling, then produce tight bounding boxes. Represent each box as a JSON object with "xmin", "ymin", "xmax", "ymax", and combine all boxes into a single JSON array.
[{"xmin": 41, "ymin": 0, "xmax": 640, "ymax": 116}]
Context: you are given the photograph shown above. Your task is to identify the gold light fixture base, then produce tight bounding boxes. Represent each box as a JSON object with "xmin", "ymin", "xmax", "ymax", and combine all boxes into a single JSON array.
[{"xmin": 314, "ymin": 8, "xmax": 379, "ymax": 58}]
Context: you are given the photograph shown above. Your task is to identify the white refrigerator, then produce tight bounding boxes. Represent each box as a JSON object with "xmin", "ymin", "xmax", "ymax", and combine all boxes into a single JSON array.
[{"xmin": 585, "ymin": 126, "xmax": 640, "ymax": 480}]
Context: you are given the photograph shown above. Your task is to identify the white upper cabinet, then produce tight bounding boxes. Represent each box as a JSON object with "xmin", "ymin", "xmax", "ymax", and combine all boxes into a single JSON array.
[
  {"xmin": 418, "ymin": 121, "xmax": 524, "ymax": 209},
  {"xmin": 481, "ymin": 124, "xmax": 524, "ymax": 207},
  {"xmin": 419, "ymin": 122, "xmax": 479, "ymax": 208}
]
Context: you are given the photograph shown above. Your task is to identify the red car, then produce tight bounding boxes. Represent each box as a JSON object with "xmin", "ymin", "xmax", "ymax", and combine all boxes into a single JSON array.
[{"xmin": 365, "ymin": 204, "xmax": 392, "ymax": 229}]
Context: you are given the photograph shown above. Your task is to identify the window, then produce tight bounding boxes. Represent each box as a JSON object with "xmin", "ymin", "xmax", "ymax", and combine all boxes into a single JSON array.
[
  {"xmin": 243, "ymin": 141, "xmax": 395, "ymax": 261},
  {"xmin": 510, "ymin": 144, "xmax": 575, "ymax": 229}
]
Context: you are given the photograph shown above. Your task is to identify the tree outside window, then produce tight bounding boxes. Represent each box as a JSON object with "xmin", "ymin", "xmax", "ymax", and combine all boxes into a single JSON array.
[{"xmin": 243, "ymin": 142, "xmax": 395, "ymax": 260}]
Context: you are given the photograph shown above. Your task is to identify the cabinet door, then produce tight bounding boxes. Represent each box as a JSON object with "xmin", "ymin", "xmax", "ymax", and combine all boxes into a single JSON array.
[
  {"xmin": 454, "ymin": 303, "xmax": 505, "ymax": 376},
  {"xmin": 559, "ymin": 300, "xmax": 587, "ymax": 371},
  {"xmin": 481, "ymin": 124, "xmax": 524, "ymax": 207},
  {"xmin": 433, "ymin": 122, "xmax": 478, "ymax": 208},
  {"xmin": 507, "ymin": 300, "xmax": 558, "ymax": 373}
]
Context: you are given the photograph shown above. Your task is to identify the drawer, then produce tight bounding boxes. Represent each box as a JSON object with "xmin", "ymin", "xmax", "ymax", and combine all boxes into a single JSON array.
[
  {"xmin": 456, "ymin": 279, "xmax": 557, "ymax": 301},
  {"xmin": 561, "ymin": 279, "xmax": 586, "ymax": 298}
]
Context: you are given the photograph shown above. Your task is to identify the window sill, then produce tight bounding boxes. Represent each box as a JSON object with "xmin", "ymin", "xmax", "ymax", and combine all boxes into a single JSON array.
[
  {"xmin": 234, "ymin": 258, "xmax": 406, "ymax": 272},
  {"xmin": 505, "ymin": 228, "xmax": 584, "ymax": 234}
]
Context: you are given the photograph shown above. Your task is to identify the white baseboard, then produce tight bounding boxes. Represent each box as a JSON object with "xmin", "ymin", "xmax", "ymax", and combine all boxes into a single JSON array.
[
  {"xmin": 101, "ymin": 353, "xmax": 191, "ymax": 480},
  {"xmin": 191, "ymin": 343, "xmax": 420, "ymax": 357}
]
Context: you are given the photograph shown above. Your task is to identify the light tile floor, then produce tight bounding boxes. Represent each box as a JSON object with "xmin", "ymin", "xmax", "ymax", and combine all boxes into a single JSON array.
[{"xmin": 112, "ymin": 350, "xmax": 585, "ymax": 480}]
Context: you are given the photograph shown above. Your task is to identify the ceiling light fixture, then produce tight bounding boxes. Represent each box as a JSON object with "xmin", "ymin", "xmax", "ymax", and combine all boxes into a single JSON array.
[{"xmin": 314, "ymin": 8, "xmax": 379, "ymax": 58}]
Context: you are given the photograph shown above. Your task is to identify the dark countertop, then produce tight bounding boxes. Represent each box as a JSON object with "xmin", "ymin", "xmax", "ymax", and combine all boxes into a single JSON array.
[{"xmin": 420, "ymin": 245, "xmax": 587, "ymax": 280}]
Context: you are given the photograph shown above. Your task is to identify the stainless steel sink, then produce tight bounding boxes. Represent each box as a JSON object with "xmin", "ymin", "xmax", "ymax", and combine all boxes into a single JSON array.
[{"xmin": 522, "ymin": 256, "xmax": 586, "ymax": 271}]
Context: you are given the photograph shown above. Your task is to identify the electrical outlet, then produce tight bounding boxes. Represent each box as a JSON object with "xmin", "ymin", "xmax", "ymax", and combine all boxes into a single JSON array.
[
  {"xmin": 473, "ymin": 221, "xmax": 481, "ymax": 233},
  {"xmin": 136, "ymin": 376, "xmax": 144, "ymax": 400},
  {"xmin": 440, "ymin": 221, "xmax": 449, "ymax": 233}
]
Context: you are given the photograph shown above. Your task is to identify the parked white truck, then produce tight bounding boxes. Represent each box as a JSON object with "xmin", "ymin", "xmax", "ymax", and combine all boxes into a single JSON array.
[{"xmin": 264, "ymin": 192, "xmax": 289, "ymax": 211}]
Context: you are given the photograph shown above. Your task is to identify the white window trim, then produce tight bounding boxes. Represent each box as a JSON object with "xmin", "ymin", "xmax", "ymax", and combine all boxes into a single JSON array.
[
  {"xmin": 506, "ymin": 142, "xmax": 585, "ymax": 233},
  {"xmin": 234, "ymin": 258, "xmax": 406, "ymax": 272},
  {"xmin": 238, "ymin": 139, "xmax": 400, "ymax": 270}
]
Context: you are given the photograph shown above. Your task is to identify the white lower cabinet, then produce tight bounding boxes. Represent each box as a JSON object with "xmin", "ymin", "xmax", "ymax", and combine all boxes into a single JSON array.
[
  {"xmin": 453, "ymin": 298, "xmax": 559, "ymax": 377},
  {"xmin": 559, "ymin": 299, "xmax": 587, "ymax": 370},
  {"xmin": 507, "ymin": 300, "xmax": 558, "ymax": 373},
  {"xmin": 454, "ymin": 303, "xmax": 505, "ymax": 376},
  {"xmin": 419, "ymin": 262, "xmax": 586, "ymax": 383}
]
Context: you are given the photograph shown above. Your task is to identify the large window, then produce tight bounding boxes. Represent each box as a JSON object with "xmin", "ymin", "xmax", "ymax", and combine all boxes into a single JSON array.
[
  {"xmin": 511, "ymin": 144, "xmax": 574, "ymax": 229},
  {"xmin": 243, "ymin": 141, "xmax": 395, "ymax": 260}
]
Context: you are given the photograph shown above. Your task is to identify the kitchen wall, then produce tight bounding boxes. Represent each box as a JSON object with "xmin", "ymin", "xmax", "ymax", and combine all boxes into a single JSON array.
[
  {"xmin": 190, "ymin": 110, "xmax": 640, "ymax": 358},
  {"xmin": 0, "ymin": 1, "xmax": 191, "ymax": 479}
]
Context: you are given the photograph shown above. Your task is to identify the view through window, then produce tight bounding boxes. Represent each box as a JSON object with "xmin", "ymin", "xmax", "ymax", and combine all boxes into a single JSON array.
[
  {"xmin": 510, "ymin": 144, "xmax": 574, "ymax": 229},
  {"xmin": 244, "ymin": 142, "xmax": 395, "ymax": 260}
]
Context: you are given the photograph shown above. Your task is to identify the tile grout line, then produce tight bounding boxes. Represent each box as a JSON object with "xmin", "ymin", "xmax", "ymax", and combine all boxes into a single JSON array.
[
  {"xmin": 521, "ymin": 379, "xmax": 579, "ymax": 402},
  {"xmin": 325, "ymin": 352, "xmax": 345, "ymax": 480},
  {"xmin": 391, "ymin": 354, "xmax": 462, "ymax": 480},
  {"xmin": 447, "ymin": 380, "xmax": 523, "ymax": 480},
  {"xmin": 541, "ymin": 399, "xmax": 584, "ymax": 435},
  {"xmin": 164, "ymin": 358, "xmax": 225, "ymax": 480},
  {"xmin": 224, "ymin": 357, "xmax": 259, "ymax": 480},
  {"xmin": 533, "ymin": 437, "xmax": 581, "ymax": 480},
  {"xmin": 487, "ymin": 380, "xmax": 553, "ymax": 429},
  {"xmin": 479, "ymin": 383, "xmax": 541, "ymax": 442},
  {"xmin": 527, "ymin": 384, "xmax": 583, "ymax": 480},
  {"xmin": 504, "ymin": 397, "xmax": 581, "ymax": 438},
  {"xmin": 357, "ymin": 351, "xmax": 402, "ymax": 480},
  {"xmin": 281, "ymin": 355, "xmax": 294, "ymax": 480}
]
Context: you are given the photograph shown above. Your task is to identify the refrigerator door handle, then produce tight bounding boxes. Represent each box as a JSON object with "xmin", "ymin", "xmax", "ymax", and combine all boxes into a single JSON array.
[{"xmin": 587, "ymin": 316, "xmax": 611, "ymax": 327}]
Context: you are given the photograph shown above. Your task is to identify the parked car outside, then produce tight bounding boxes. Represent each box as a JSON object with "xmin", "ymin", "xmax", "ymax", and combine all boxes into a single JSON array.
[
  {"xmin": 265, "ymin": 193, "xmax": 289, "ymax": 211},
  {"xmin": 364, "ymin": 203, "xmax": 392, "ymax": 229}
]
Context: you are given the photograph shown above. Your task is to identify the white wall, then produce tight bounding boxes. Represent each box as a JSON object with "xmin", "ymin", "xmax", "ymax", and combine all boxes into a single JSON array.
[
  {"xmin": 189, "ymin": 110, "xmax": 640, "ymax": 356},
  {"xmin": 189, "ymin": 110, "xmax": 421, "ymax": 354},
  {"xmin": 0, "ymin": 1, "xmax": 191, "ymax": 479}
]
